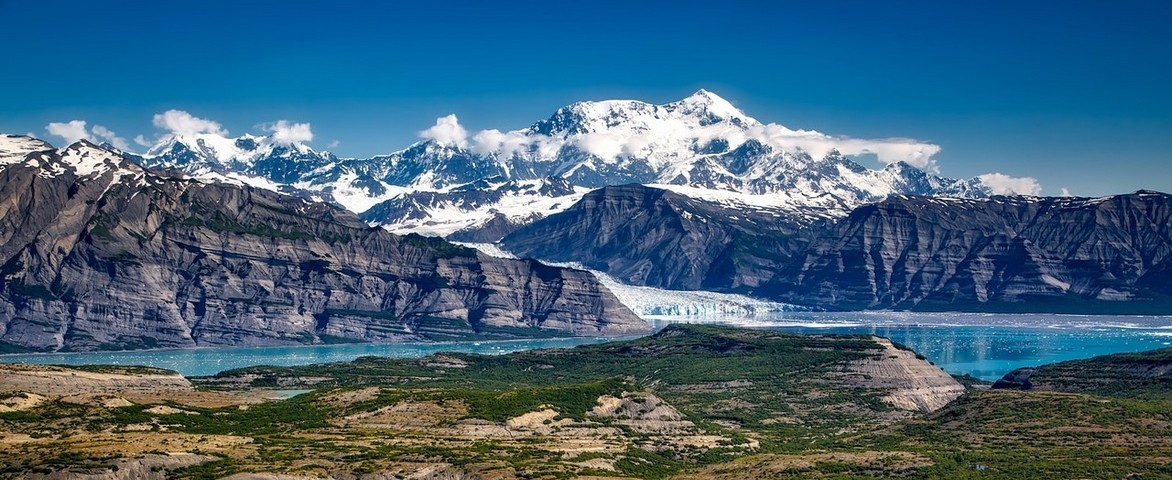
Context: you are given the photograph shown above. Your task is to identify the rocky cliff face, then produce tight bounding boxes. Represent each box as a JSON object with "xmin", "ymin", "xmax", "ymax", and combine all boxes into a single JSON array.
[
  {"xmin": 763, "ymin": 192, "xmax": 1172, "ymax": 312},
  {"xmin": 505, "ymin": 184, "xmax": 1172, "ymax": 314},
  {"xmin": 501, "ymin": 184, "xmax": 816, "ymax": 291},
  {"xmin": 0, "ymin": 135, "xmax": 647, "ymax": 352}
]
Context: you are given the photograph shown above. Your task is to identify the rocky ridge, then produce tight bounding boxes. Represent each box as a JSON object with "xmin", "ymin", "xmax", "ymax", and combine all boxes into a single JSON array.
[
  {"xmin": 503, "ymin": 184, "xmax": 1172, "ymax": 313},
  {"xmin": 0, "ymin": 134, "xmax": 647, "ymax": 352},
  {"xmin": 133, "ymin": 90, "xmax": 994, "ymax": 241}
]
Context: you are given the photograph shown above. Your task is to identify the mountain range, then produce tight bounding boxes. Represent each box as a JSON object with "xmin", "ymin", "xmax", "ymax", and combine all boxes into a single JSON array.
[
  {"xmin": 0, "ymin": 134, "xmax": 646, "ymax": 352},
  {"xmin": 129, "ymin": 90, "xmax": 994, "ymax": 240},
  {"xmin": 126, "ymin": 87, "xmax": 1153, "ymax": 315},
  {"xmin": 500, "ymin": 184, "xmax": 1172, "ymax": 313},
  {"xmin": 3, "ymin": 90, "xmax": 1168, "ymax": 352}
]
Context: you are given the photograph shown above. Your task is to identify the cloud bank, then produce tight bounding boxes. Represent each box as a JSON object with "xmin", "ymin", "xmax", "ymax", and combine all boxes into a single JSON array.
[
  {"xmin": 264, "ymin": 120, "xmax": 314, "ymax": 144},
  {"xmin": 152, "ymin": 110, "xmax": 228, "ymax": 137},
  {"xmin": 977, "ymin": 173, "xmax": 1043, "ymax": 195},
  {"xmin": 419, "ymin": 114, "xmax": 468, "ymax": 148},
  {"xmin": 134, "ymin": 110, "xmax": 315, "ymax": 149},
  {"xmin": 439, "ymin": 110, "xmax": 943, "ymax": 171},
  {"xmin": 45, "ymin": 120, "xmax": 90, "ymax": 145},
  {"xmin": 45, "ymin": 120, "xmax": 131, "ymax": 151}
]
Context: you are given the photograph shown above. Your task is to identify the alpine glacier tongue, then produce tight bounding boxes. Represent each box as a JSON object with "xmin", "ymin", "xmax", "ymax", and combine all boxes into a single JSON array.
[{"xmin": 132, "ymin": 90, "xmax": 991, "ymax": 241}]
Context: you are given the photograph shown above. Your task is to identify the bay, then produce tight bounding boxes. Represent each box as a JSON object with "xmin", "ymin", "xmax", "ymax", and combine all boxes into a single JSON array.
[{"xmin": 2, "ymin": 312, "xmax": 1170, "ymax": 381}]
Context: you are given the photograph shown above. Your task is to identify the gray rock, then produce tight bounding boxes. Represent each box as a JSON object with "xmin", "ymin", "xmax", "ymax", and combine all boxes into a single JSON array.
[
  {"xmin": 501, "ymin": 184, "xmax": 816, "ymax": 291},
  {"xmin": 0, "ymin": 138, "xmax": 647, "ymax": 352},
  {"xmin": 763, "ymin": 192, "xmax": 1172, "ymax": 313},
  {"xmin": 503, "ymin": 181, "xmax": 1172, "ymax": 314}
]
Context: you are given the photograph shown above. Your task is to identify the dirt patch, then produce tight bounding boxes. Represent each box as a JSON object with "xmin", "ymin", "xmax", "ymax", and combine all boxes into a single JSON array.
[
  {"xmin": 680, "ymin": 451, "xmax": 933, "ymax": 479},
  {"xmin": 342, "ymin": 399, "xmax": 466, "ymax": 429},
  {"xmin": 145, "ymin": 405, "xmax": 198, "ymax": 415},
  {"xmin": 0, "ymin": 364, "xmax": 191, "ymax": 396},
  {"xmin": 423, "ymin": 355, "xmax": 469, "ymax": 369},
  {"xmin": 0, "ymin": 392, "xmax": 46, "ymax": 412},
  {"xmin": 507, "ymin": 408, "xmax": 571, "ymax": 432},
  {"xmin": 321, "ymin": 387, "xmax": 380, "ymax": 407}
]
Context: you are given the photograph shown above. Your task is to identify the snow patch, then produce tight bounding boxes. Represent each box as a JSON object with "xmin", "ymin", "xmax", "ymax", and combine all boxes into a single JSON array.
[{"xmin": 0, "ymin": 135, "xmax": 54, "ymax": 166}]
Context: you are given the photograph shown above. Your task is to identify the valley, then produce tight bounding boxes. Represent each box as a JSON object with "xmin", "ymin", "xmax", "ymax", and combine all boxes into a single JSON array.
[
  {"xmin": 5, "ymin": 3, "xmax": 1169, "ymax": 478},
  {"xmin": 1, "ymin": 324, "xmax": 1169, "ymax": 479}
]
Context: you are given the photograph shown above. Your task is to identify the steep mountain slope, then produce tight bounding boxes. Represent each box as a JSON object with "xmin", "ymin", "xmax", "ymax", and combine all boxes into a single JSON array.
[
  {"xmin": 501, "ymin": 184, "xmax": 815, "ymax": 291},
  {"xmin": 0, "ymin": 135, "xmax": 647, "ymax": 352},
  {"xmin": 358, "ymin": 177, "xmax": 586, "ymax": 241},
  {"xmin": 504, "ymin": 183, "xmax": 1172, "ymax": 313},
  {"xmin": 762, "ymin": 192, "xmax": 1172, "ymax": 312},
  {"xmin": 136, "ymin": 90, "xmax": 993, "ymax": 240}
]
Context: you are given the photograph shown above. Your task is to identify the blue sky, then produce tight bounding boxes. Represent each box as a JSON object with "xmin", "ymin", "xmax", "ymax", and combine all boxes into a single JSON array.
[{"xmin": 1, "ymin": 0, "xmax": 1170, "ymax": 196}]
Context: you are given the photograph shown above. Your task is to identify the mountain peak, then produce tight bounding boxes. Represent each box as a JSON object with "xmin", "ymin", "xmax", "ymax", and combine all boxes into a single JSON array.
[
  {"xmin": 58, "ymin": 139, "xmax": 141, "ymax": 177},
  {"xmin": 682, "ymin": 88, "xmax": 725, "ymax": 105},
  {"xmin": 675, "ymin": 89, "xmax": 750, "ymax": 124},
  {"xmin": 0, "ymin": 134, "xmax": 55, "ymax": 165}
]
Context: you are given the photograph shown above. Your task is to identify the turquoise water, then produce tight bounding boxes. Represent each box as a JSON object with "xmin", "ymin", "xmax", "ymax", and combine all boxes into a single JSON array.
[
  {"xmin": 2, "ymin": 312, "xmax": 1170, "ymax": 380},
  {"xmin": 653, "ymin": 312, "xmax": 1172, "ymax": 380},
  {"xmin": 0, "ymin": 336, "xmax": 628, "ymax": 378}
]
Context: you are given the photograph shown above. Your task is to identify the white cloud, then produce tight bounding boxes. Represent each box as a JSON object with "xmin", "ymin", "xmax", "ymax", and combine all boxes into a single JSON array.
[
  {"xmin": 977, "ymin": 173, "xmax": 1043, "ymax": 196},
  {"xmin": 326, "ymin": 140, "xmax": 340, "ymax": 149},
  {"xmin": 45, "ymin": 120, "xmax": 93, "ymax": 145},
  {"xmin": 472, "ymin": 128, "xmax": 535, "ymax": 157},
  {"xmin": 1060, "ymin": 187, "xmax": 1072, "ymax": 197},
  {"xmin": 152, "ymin": 109, "xmax": 227, "ymax": 137},
  {"xmin": 745, "ymin": 123, "xmax": 942, "ymax": 170},
  {"xmin": 265, "ymin": 120, "xmax": 313, "ymax": 144},
  {"xmin": 419, "ymin": 114, "xmax": 468, "ymax": 148},
  {"xmin": 45, "ymin": 120, "xmax": 133, "ymax": 151},
  {"xmin": 574, "ymin": 132, "xmax": 626, "ymax": 160},
  {"xmin": 462, "ymin": 115, "xmax": 945, "ymax": 175},
  {"xmin": 134, "ymin": 135, "xmax": 152, "ymax": 147},
  {"xmin": 90, "ymin": 124, "xmax": 131, "ymax": 151}
]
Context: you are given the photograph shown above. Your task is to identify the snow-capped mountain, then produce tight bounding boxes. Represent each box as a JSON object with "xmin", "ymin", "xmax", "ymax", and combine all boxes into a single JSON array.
[
  {"xmin": 142, "ymin": 132, "xmax": 335, "ymax": 182},
  {"xmin": 357, "ymin": 177, "xmax": 587, "ymax": 241},
  {"xmin": 0, "ymin": 134, "xmax": 647, "ymax": 352},
  {"xmin": 1, "ymin": 134, "xmax": 145, "ymax": 185},
  {"xmin": 134, "ymin": 90, "xmax": 993, "ymax": 239}
]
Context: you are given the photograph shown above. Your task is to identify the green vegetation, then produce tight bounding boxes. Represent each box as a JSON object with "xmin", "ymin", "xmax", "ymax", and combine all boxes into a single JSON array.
[
  {"xmin": 178, "ymin": 212, "xmax": 315, "ymax": 241},
  {"xmin": 66, "ymin": 364, "xmax": 179, "ymax": 376},
  {"xmin": 401, "ymin": 232, "xmax": 477, "ymax": 258},
  {"xmin": 2, "ymin": 324, "xmax": 1170, "ymax": 479},
  {"xmin": 457, "ymin": 378, "xmax": 632, "ymax": 422},
  {"xmin": 1013, "ymin": 347, "xmax": 1172, "ymax": 398},
  {"xmin": 842, "ymin": 390, "xmax": 1172, "ymax": 478}
]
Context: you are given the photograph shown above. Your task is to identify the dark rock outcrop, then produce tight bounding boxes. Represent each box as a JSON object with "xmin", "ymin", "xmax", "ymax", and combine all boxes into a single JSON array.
[
  {"xmin": 504, "ymin": 183, "xmax": 1172, "ymax": 314},
  {"xmin": 501, "ymin": 184, "xmax": 815, "ymax": 291},
  {"xmin": 0, "ymin": 136, "xmax": 647, "ymax": 352},
  {"xmin": 764, "ymin": 192, "xmax": 1172, "ymax": 313}
]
